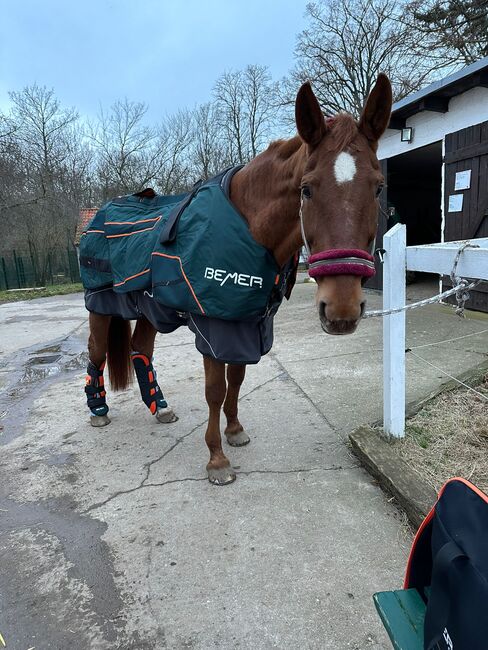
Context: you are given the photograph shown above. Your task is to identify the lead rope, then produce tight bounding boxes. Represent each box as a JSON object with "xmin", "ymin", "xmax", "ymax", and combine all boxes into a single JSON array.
[{"xmin": 363, "ymin": 241, "xmax": 481, "ymax": 319}]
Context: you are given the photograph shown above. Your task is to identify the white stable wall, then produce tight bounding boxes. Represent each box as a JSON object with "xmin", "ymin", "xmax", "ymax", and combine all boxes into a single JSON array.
[{"xmin": 378, "ymin": 86, "xmax": 488, "ymax": 161}]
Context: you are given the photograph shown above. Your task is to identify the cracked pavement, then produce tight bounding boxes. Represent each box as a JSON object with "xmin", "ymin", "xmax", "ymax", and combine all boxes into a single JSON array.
[{"xmin": 1, "ymin": 284, "xmax": 487, "ymax": 649}]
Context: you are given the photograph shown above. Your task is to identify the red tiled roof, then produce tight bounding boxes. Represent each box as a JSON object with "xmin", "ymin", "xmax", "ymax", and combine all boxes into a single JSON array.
[{"xmin": 75, "ymin": 208, "xmax": 98, "ymax": 245}]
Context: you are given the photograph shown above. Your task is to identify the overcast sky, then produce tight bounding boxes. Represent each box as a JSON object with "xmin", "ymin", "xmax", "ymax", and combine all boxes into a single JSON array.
[{"xmin": 1, "ymin": 0, "xmax": 307, "ymax": 121}]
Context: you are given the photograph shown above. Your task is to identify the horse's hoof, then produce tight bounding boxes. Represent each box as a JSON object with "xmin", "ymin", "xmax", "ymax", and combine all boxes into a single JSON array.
[
  {"xmin": 225, "ymin": 430, "xmax": 250, "ymax": 447},
  {"xmin": 90, "ymin": 414, "xmax": 111, "ymax": 427},
  {"xmin": 207, "ymin": 466, "xmax": 236, "ymax": 486},
  {"xmin": 156, "ymin": 406, "xmax": 178, "ymax": 423}
]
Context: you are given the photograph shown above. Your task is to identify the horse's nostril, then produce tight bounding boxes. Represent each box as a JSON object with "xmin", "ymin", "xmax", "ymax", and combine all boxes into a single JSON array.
[
  {"xmin": 319, "ymin": 301, "xmax": 327, "ymax": 321},
  {"xmin": 360, "ymin": 300, "xmax": 366, "ymax": 318}
]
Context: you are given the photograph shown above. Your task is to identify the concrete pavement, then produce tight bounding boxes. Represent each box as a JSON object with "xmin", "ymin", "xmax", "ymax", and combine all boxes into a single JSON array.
[{"xmin": 0, "ymin": 283, "xmax": 487, "ymax": 649}]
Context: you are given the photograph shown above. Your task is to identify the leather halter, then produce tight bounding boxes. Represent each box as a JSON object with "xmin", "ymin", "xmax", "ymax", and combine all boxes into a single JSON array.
[{"xmin": 299, "ymin": 193, "xmax": 376, "ymax": 279}]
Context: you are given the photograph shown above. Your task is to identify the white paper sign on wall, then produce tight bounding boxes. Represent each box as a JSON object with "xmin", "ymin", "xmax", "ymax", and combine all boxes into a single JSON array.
[
  {"xmin": 454, "ymin": 170, "xmax": 471, "ymax": 190},
  {"xmin": 448, "ymin": 194, "xmax": 464, "ymax": 212}
]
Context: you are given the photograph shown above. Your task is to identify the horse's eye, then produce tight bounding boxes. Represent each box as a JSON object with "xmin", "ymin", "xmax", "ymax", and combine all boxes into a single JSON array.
[
  {"xmin": 301, "ymin": 186, "xmax": 312, "ymax": 199},
  {"xmin": 376, "ymin": 183, "xmax": 384, "ymax": 198}
]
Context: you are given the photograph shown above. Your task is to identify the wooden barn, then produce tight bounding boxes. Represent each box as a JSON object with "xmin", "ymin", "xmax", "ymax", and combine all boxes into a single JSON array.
[{"xmin": 371, "ymin": 56, "xmax": 488, "ymax": 312}]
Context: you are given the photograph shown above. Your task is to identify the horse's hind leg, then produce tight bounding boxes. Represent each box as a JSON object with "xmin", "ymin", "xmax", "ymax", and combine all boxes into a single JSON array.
[
  {"xmin": 86, "ymin": 312, "xmax": 111, "ymax": 427},
  {"xmin": 223, "ymin": 364, "xmax": 250, "ymax": 447},
  {"xmin": 131, "ymin": 317, "xmax": 177, "ymax": 423},
  {"xmin": 204, "ymin": 357, "xmax": 236, "ymax": 485}
]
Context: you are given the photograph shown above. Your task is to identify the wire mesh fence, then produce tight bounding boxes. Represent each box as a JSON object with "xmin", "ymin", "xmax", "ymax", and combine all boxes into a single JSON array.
[{"xmin": 0, "ymin": 248, "xmax": 81, "ymax": 290}]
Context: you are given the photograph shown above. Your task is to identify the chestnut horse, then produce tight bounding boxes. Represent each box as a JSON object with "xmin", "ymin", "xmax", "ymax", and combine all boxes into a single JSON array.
[{"xmin": 85, "ymin": 75, "xmax": 392, "ymax": 485}]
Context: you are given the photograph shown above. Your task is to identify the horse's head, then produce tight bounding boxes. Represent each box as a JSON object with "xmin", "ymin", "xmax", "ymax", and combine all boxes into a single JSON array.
[{"xmin": 295, "ymin": 75, "xmax": 392, "ymax": 335}]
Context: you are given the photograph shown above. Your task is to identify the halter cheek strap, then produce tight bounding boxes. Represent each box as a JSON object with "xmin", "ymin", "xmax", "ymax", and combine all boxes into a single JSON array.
[{"xmin": 299, "ymin": 194, "xmax": 376, "ymax": 279}]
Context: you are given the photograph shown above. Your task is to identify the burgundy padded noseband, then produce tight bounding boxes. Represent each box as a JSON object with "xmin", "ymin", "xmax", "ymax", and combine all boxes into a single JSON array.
[{"xmin": 308, "ymin": 249, "xmax": 376, "ymax": 278}]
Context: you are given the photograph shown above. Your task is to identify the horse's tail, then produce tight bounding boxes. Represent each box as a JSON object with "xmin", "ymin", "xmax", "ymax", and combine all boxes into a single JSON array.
[{"xmin": 107, "ymin": 316, "xmax": 133, "ymax": 391}]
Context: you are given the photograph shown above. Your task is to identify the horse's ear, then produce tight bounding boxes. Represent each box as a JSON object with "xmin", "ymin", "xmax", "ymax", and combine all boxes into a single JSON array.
[
  {"xmin": 359, "ymin": 73, "xmax": 392, "ymax": 143},
  {"xmin": 295, "ymin": 82, "xmax": 326, "ymax": 147}
]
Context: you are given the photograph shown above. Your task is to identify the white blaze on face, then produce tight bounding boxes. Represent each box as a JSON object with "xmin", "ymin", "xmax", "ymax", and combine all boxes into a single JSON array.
[{"xmin": 334, "ymin": 151, "xmax": 356, "ymax": 184}]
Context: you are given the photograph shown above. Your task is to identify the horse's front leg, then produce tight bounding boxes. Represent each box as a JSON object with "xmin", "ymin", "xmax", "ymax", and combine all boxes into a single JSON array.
[
  {"xmin": 204, "ymin": 356, "xmax": 235, "ymax": 485},
  {"xmin": 131, "ymin": 317, "xmax": 177, "ymax": 423},
  {"xmin": 223, "ymin": 364, "xmax": 250, "ymax": 447}
]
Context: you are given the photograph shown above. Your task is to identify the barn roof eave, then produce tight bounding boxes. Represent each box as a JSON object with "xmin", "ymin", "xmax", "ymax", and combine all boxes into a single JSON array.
[{"xmin": 388, "ymin": 57, "xmax": 488, "ymax": 130}]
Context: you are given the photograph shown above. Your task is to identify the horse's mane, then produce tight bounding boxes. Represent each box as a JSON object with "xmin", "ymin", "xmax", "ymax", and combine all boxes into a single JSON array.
[
  {"xmin": 268, "ymin": 112, "xmax": 359, "ymax": 158},
  {"xmin": 268, "ymin": 136, "xmax": 303, "ymax": 159}
]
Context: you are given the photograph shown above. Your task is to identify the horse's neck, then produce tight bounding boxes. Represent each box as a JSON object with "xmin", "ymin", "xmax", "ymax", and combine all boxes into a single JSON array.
[{"xmin": 230, "ymin": 137, "xmax": 306, "ymax": 267}]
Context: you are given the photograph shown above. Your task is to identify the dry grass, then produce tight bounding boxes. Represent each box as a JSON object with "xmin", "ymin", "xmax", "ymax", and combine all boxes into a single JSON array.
[
  {"xmin": 0, "ymin": 282, "xmax": 82, "ymax": 304},
  {"xmin": 399, "ymin": 375, "xmax": 488, "ymax": 493}
]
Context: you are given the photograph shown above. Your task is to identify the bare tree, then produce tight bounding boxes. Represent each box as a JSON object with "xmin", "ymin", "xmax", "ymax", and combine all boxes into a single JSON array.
[
  {"xmin": 90, "ymin": 99, "xmax": 161, "ymax": 199},
  {"xmin": 406, "ymin": 0, "xmax": 488, "ymax": 66},
  {"xmin": 213, "ymin": 64, "xmax": 280, "ymax": 162},
  {"xmin": 0, "ymin": 112, "xmax": 23, "ymax": 212},
  {"xmin": 0, "ymin": 64, "xmax": 287, "ymax": 287},
  {"xmin": 0, "ymin": 113, "xmax": 17, "ymax": 144},
  {"xmin": 190, "ymin": 102, "xmax": 229, "ymax": 180},
  {"xmin": 155, "ymin": 109, "xmax": 194, "ymax": 194},
  {"xmin": 2, "ymin": 85, "xmax": 88, "ymax": 282},
  {"xmin": 290, "ymin": 0, "xmax": 437, "ymax": 118},
  {"xmin": 242, "ymin": 65, "xmax": 279, "ymax": 157},
  {"xmin": 9, "ymin": 84, "xmax": 78, "ymax": 182},
  {"xmin": 214, "ymin": 69, "xmax": 246, "ymax": 161},
  {"xmin": 1, "ymin": 85, "xmax": 78, "ymax": 213},
  {"xmin": 59, "ymin": 122, "xmax": 94, "ymax": 213},
  {"xmin": 89, "ymin": 100, "xmax": 195, "ymax": 200}
]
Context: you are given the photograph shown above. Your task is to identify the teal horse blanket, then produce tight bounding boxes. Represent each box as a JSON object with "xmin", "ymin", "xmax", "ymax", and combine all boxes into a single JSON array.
[{"xmin": 79, "ymin": 166, "xmax": 291, "ymax": 322}]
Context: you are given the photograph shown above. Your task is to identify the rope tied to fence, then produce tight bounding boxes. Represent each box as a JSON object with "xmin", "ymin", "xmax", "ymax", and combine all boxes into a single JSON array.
[
  {"xmin": 363, "ymin": 241, "xmax": 481, "ymax": 319},
  {"xmin": 450, "ymin": 241, "xmax": 481, "ymax": 317}
]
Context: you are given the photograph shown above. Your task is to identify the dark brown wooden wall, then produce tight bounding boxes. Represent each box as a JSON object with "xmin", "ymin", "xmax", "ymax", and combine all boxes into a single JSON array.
[
  {"xmin": 443, "ymin": 120, "xmax": 488, "ymax": 312},
  {"xmin": 365, "ymin": 158, "xmax": 388, "ymax": 290}
]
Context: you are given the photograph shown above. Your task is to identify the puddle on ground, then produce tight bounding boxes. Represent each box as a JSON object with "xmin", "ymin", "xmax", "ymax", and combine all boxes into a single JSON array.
[
  {"xmin": 64, "ymin": 351, "xmax": 89, "ymax": 370},
  {"xmin": 26, "ymin": 354, "xmax": 62, "ymax": 365},
  {"xmin": 32, "ymin": 345, "xmax": 62, "ymax": 355},
  {"xmin": 22, "ymin": 352, "xmax": 64, "ymax": 382},
  {"xmin": 22, "ymin": 365, "xmax": 62, "ymax": 383},
  {"xmin": 1, "ymin": 330, "xmax": 89, "ymax": 443},
  {"xmin": 44, "ymin": 452, "xmax": 76, "ymax": 467},
  {"xmin": 21, "ymin": 346, "xmax": 87, "ymax": 384}
]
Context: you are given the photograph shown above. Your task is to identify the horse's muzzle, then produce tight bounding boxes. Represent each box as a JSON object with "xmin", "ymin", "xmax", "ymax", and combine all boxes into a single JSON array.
[{"xmin": 318, "ymin": 300, "xmax": 365, "ymax": 335}]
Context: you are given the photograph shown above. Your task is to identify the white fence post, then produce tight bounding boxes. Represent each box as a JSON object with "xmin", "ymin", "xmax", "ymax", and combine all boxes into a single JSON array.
[{"xmin": 383, "ymin": 224, "xmax": 407, "ymax": 437}]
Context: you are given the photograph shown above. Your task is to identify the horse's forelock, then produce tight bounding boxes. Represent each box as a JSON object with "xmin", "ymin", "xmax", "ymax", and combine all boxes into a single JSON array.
[{"xmin": 328, "ymin": 113, "xmax": 359, "ymax": 152}]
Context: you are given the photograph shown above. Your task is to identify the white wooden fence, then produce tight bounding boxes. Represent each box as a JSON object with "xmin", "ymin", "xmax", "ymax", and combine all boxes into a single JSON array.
[{"xmin": 382, "ymin": 224, "xmax": 488, "ymax": 437}]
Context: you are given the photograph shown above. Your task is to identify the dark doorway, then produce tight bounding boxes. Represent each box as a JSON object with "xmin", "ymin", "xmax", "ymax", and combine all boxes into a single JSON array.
[
  {"xmin": 367, "ymin": 144, "xmax": 443, "ymax": 291},
  {"xmin": 386, "ymin": 142, "xmax": 442, "ymax": 247}
]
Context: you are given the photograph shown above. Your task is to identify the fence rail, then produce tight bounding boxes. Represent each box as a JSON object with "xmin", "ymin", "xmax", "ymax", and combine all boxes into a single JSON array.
[
  {"xmin": 0, "ymin": 248, "xmax": 80, "ymax": 291},
  {"xmin": 382, "ymin": 225, "xmax": 488, "ymax": 437}
]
